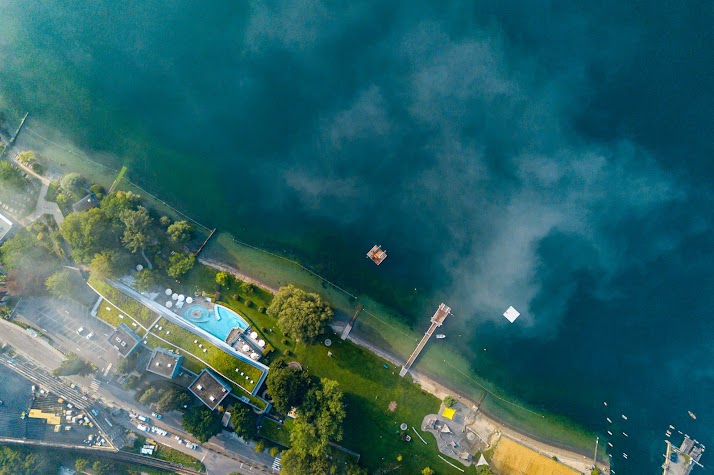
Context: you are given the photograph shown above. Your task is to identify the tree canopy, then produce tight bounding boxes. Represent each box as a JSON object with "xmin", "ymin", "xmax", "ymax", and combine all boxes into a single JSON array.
[
  {"xmin": 45, "ymin": 269, "xmax": 75, "ymax": 299},
  {"xmin": 167, "ymin": 220, "xmax": 193, "ymax": 242},
  {"xmin": 476, "ymin": 466, "xmax": 494, "ymax": 475},
  {"xmin": 168, "ymin": 252, "xmax": 195, "ymax": 278},
  {"xmin": 120, "ymin": 206, "xmax": 153, "ymax": 253},
  {"xmin": 60, "ymin": 208, "xmax": 111, "ymax": 263},
  {"xmin": 266, "ymin": 359, "xmax": 311, "ymax": 415},
  {"xmin": 60, "ymin": 172, "xmax": 86, "ymax": 196},
  {"xmin": 230, "ymin": 404, "xmax": 258, "ymax": 441},
  {"xmin": 182, "ymin": 406, "xmax": 222, "ymax": 443},
  {"xmin": 0, "ymin": 445, "xmax": 52, "ymax": 475},
  {"xmin": 216, "ymin": 271, "xmax": 230, "ymax": 287},
  {"xmin": 268, "ymin": 285, "xmax": 334, "ymax": 343},
  {"xmin": 0, "ymin": 229, "xmax": 60, "ymax": 295},
  {"xmin": 134, "ymin": 269, "xmax": 160, "ymax": 292}
]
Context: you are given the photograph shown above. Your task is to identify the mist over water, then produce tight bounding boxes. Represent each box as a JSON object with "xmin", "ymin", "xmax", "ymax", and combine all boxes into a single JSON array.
[{"xmin": 1, "ymin": 1, "xmax": 713, "ymax": 471}]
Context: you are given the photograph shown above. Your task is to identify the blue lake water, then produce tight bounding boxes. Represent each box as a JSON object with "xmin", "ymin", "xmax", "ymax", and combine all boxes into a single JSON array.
[
  {"xmin": 180, "ymin": 304, "xmax": 249, "ymax": 342},
  {"xmin": 1, "ymin": 1, "xmax": 712, "ymax": 472}
]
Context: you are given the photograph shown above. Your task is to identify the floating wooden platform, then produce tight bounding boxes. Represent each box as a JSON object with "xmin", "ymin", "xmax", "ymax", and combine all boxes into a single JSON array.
[{"xmin": 367, "ymin": 245, "xmax": 387, "ymax": 265}]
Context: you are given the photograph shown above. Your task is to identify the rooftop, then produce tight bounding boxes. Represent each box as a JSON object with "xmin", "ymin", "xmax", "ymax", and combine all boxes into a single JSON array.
[
  {"xmin": 0, "ymin": 212, "xmax": 12, "ymax": 242},
  {"xmin": 189, "ymin": 369, "xmax": 232, "ymax": 410},
  {"xmin": 72, "ymin": 193, "xmax": 100, "ymax": 213},
  {"xmin": 145, "ymin": 347, "xmax": 182, "ymax": 379},
  {"xmin": 108, "ymin": 323, "xmax": 141, "ymax": 358},
  {"xmin": 367, "ymin": 245, "xmax": 387, "ymax": 265}
]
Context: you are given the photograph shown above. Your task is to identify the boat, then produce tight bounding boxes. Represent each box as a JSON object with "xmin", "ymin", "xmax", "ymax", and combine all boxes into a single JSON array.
[
  {"xmin": 622, "ymin": 432, "xmax": 628, "ymax": 437},
  {"xmin": 666, "ymin": 431, "xmax": 671, "ymax": 437},
  {"xmin": 604, "ymin": 401, "xmax": 608, "ymax": 406},
  {"xmin": 608, "ymin": 454, "xmax": 612, "ymax": 457},
  {"xmin": 607, "ymin": 431, "xmax": 613, "ymax": 436},
  {"xmin": 623, "ymin": 453, "xmax": 628, "ymax": 459},
  {"xmin": 435, "ymin": 334, "xmax": 446, "ymax": 339},
  {"xmin": 689, "ymin": 411, "xmax": 697, "ymax": 420},
  {"xmin": 669, "ymin": 425, "xmax": 675, "ymax": 430},
  {"xmin": 608, "ymin": 442, "xmax": 613, "ymax": 447},
  {"xmin": 607, "ymin": 418, "xmax": 612, "ymax": 423},
  {"xmin": 622, "ymin": 414, "xmax": 628, "ymax": 421}
]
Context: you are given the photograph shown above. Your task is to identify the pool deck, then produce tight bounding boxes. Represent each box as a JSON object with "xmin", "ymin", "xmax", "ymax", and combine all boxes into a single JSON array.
[{"xmin": 107, "ymin": 280, "xmax": 269, "ymax": 396}]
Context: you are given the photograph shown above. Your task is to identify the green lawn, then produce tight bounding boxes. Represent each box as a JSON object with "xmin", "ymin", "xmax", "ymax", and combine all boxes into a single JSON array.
[
  {"xmin": 153, "ymin": 442, "xmax": 205, "ymax": 472},
  {"xmin": 96, "ymin": 297, "xmax": 147, "ymax": 337},
  {"xmin": 147, "ymin": 317, "xmax": 264, "ymax": 393},
  {"xmin": 258, "ymin": 417, "xmax": 293, "ymax": 447},
  {"xmin": 89, "ymin": 276, "xmax": 159, "ymax": 329}
]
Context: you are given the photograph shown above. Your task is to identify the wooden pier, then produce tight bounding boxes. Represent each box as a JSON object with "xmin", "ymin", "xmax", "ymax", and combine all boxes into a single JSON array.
[
  {"xmin": 341, "ymin": 303, "xmax": 363, "ymax": 340},
  {"xmin": 400, "ymin": 303, "xmax": 451, "ymax": 377},
  {"xmin": 194, "ymin": 228, "xmax": 217, "ymax": 257}
]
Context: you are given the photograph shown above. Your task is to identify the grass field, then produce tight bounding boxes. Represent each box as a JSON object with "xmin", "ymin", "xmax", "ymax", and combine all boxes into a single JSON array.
[
  {"xmin": 490, "ymin": 436, "xmax": 580, "ymax": 475},
  {"xmin": 258, "ymin": 417, "xmax": 293, "ymax": 447},
  {"xmin": 96, "ymin": 298, "xmax": 148, "ymax": 337},
  {"xmin": 89, "ymin": 276, "xmax": 159, "ymax": 329}
]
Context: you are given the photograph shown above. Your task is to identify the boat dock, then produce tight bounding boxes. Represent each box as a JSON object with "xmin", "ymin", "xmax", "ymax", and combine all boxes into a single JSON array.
[
  {"xmin": 400, "ymin": 303, "xmax": 451, "ymax": 377},
  {"xmin": 340, "ymin": 303, "xmax": 363, "ymax": 340},
  {"xmin": 662, "ymin": 435, "xmax": 705, "ymax": 475}
]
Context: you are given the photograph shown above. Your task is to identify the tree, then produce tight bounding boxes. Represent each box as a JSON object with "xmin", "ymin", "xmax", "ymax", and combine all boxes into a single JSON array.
[
  {"xmin": 182, "ymin": 406, "xmax": 222, "ymax": 443},
  {"xmin": 75, "ymin": 458, "xmax": 89, "ymax": 473},
  {"xmin": 216, "ymin": 271, "xmax": 230, "ymax": 287},
  {"xmin": 116, "ymin": 352, "xmax": 137, "ymax": 374},
  {"xmin": 101, "ymin": 190, "xmax": 141, "ymax": 223},
  {"xmin": 443, "ymin": 395, "xmax": 456, "ymax": 408},
  {"xmin": 266, "ymin": 359, "xmax": 311, "ymax": 414},
  {"xmin": 268, "ymin": 285, "xmax": 334, "ymax": 344},
  {"xmin": 92, "ymin": 460, "xmax": 109, "ymax": 475},
  {"xmin": 138, "ymin": 387, "xmax": 157, "ymax": 404},
  {"xmin": 90, "ymin": 250, "xmax": 129, "ymax": 279},
  {"xmin": 45, "ymin": 269, "xmax": 75, "ymax": 299},
  {"xmin": 422, "ymin": 468, "xmax": 435, "ymax": 475},
  {"xmin": 476, "ymin": 466, "xmax": 494, "ymax": 475},
  {"xmin": 0, "ymin": 230, "xmax": 60, "ymax": 295},
  {"xmin": 60, "ymin": 207, "xmax": 111, "ymax": 263},
  {"xmin": 120, "ymin": 206, "xmax": 153, "ymax": 253},
  {"xmin": 253, "ymin": 439, "xmax": 266, "ymax": 453},
  {"xmin": 134, "ymin": 269, "xmax": 160, "ymax": 292},
  {"xmin": 159, "ymin": 215, "xmax": 172, "ymax": 227},
  {"xmin": 287, "ymin": 378, "xmax": 344, "ymax": 462},
  {"xmin": 230, "ymin": 404, "xmax": 258, "ymax": 441},
  {"xmin": 61, "ymin": 172, "xmax": 86, "ymax": 196},
  {"xmin": 168, "ymin": 252, "xmax": 195, "ymax": 278},
  {"xmin": 240, "ymin": 281, "xmax": 254, "ymax": 294},
  {"xmin": 167, "ymin": 220, "xmax": 193, "ymax": 242}
]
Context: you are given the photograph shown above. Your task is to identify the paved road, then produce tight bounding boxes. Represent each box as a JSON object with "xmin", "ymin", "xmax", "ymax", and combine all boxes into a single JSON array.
[{"xmin": 0, "ymin": 317, "xmax": 66, "ymax": 371}]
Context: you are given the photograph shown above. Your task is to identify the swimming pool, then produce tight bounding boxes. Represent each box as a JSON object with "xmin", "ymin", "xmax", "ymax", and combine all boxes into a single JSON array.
[{"xmin": 180, "ymin": 304, "xmax": 250, "ymax": 341}]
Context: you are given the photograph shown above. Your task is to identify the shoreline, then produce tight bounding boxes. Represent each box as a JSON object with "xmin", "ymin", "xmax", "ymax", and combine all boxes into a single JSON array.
[
  {"xmin": 7, "ymin": 117, "xmax": 607, "ymax": 472},
  {"xmin": 200, "ymin": 258, "xmax": 608, "ymax": 473}
]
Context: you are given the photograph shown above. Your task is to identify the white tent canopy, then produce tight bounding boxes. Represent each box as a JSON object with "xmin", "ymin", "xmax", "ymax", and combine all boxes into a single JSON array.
[
  {"xmin": 178, "ymin": 294, "xmax": 185, "ymax": 302},
  {"xmin": 165, "ymin": 289, "xmax": 172, "ymax": 296},
  {"xmin": 165, "ymin": 301, "xmax": 173, "ymax": 308},
  {"xmin": 503, "ymin": 306, "xmax": 521, "ymax": 323},
  {"xmin": 258, "ymin": 340, "xmax": 266, "ymax": 348},
  {"xmin": 186, "ymin": 297, "xmax": 193, "ymax": 304},
  {"xmin": 172, "ymin": 293, "xmax": 179, "ymax": 300}
]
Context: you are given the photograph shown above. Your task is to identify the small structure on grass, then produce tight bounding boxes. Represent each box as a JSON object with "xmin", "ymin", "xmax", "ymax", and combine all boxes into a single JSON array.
[
  {"xmin": 71, "ymin": 193, "xmax": 100, "ymax": 213},
  {"xmin": 189, "ymin": 369, "xmax": 232, "ymax": 411},
  {"xmin": 108, "ymin": 323, "xmax": 141, "ymax": 358},
  {"xmin": 145, "ymin": 347, "xmax": 183, "ymax": 379}
]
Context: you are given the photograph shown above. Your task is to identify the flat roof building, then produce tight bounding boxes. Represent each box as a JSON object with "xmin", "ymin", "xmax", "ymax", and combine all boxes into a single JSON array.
[
  {"xmin": 145, "ymin": 348, "xmax": 182, "ymax": 379},
  {"xmin": 0, "ymin": 212, "xmax": 12, "ymax": 242},
  {"xmin": 189, "ymin": 369, "xmax": 232, "ymax": 411},
  {"xmin": 72, "ymin": 193, "xmax": 100, "ymax": 213},
  {"xmin": 108, "ymin": 323, "xmax": 141, "ymax": 358}
]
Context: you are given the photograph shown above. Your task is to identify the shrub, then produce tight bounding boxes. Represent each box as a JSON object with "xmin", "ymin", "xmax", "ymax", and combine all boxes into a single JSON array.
[
  {"xmin": 233, "ymin": 294, "xmax": 241, "ymax": 301},
  {"xmin": 244, "ymin": 300, "xmax": 253, "ymax": 307},
  {"xmin": 259, "ymin": 306, "xmax": 266, "ymax": 313},
  {"xmin": 282, "ymin": 339, "xmax": 289, "ymax": 345},
  {"xmin": 253, "ymin": 440, "xmax": 266, "ymax": 453},
  {"xmin": 443, "ymin": 395, "xmax": 456, "ymax": 408}
]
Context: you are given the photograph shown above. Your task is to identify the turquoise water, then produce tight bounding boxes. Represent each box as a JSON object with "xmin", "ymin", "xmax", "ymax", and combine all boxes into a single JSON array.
[
  {"xmin": 1, "ymin": 1, "xmax": 713, "ymax": 472},
  {"xmin": 180, "ymin": 304, "xmax": 249, "ymax": 342}
]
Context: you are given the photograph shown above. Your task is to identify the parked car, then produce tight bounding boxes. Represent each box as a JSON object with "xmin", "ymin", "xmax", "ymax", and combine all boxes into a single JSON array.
[
  {"xmin": 151, "ymin": 412, "xmax": 163, "ymax": 420},
  {"xmin": 86, "ymin": 332, "xmax": 94, "ymax": 339},
  {"xmin": 77, "ymin": 327, "xmax": 84, "ymax": 334}
]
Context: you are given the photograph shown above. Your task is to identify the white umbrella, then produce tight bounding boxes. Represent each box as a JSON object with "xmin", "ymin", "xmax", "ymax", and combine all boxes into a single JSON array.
[
  {"xmin": 186, "ymin": 297, "xmax": 193, "ymax": 304},
  {"xmin": 258, "ymin": 340, "xmax": 265, "ymax": 348},
  {"xmin": 165, "ymin": 301, "xmax": 173, "ymax": 308},
  {"xmin": 242, "ymin": 345, "xmax": 250, "ymax": 352},
  {"xmin": 250, "ymin": 353, "xmax": 259, "ymax": 360},
  {"xmin": 165, "ymin": 289, "xmax": 172, "ymax": 296},
  {"xmin": 178, "ymin": 294, "xmax": 185, "ymax": 302},
  {"xmin": 136, "ymin": 264, "xmax": 143, "ymax": 271},
  {"xmin": 250, "ymin": 332, "xmax": 258, "ymax": 339},
  {"xmin": 172, "ymin": 293, "xmax": 178, "ymax": 300}
]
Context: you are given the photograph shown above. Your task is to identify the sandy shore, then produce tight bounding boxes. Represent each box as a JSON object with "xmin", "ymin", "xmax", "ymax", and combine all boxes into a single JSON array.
[{"xmin": 201, "ymin": 255, "xmax": 610, "ymax": 474}]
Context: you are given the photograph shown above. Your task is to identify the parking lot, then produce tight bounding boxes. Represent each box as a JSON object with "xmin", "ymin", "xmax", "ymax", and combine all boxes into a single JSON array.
[{"xmin": 16, "ymin": 297, "xmax": 120, "ymax": 371}]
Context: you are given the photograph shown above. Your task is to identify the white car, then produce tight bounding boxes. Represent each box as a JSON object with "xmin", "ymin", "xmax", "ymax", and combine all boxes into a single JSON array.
[
  {"xmin": 77, "ymin": 327, "xmax": 84, "ymax": 334},
  {"xmin": 86, "ymin": 332, "xmax": 94, "ymax": 339}
]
